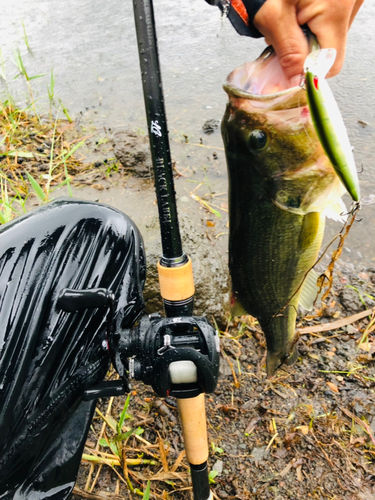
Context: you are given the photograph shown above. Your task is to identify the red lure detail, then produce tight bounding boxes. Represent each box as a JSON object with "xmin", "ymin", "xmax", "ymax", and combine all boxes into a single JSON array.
[{"xmin": 313, "ymin": 76, "xmax": 319, "ymax": 90}]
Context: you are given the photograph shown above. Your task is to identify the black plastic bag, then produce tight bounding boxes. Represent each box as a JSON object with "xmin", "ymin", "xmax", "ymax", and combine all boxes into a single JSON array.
[{"xmin": 0, "ymin": 199, "xmax": 146, "ymax": 499}]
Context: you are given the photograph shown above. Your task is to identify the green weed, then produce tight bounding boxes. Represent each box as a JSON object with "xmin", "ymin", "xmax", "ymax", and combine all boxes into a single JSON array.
[
  {"xmin": 132, "ymin": 126, "xmax": 147, "ymax": 136},
  {"xmin": 13, "ymin": 47, "xmax": 45, "ymax": 115},
  {"xmin": 21, "ymin": 21, "xmax": 31, "ymax": 52},
  {"xmin": 211, "ymin": 441, "xmax": 224, "ymax": 454},
  {"xmin": 209, "ymin": 470, "xmax": 219, "ymax": 483},
  {"xmin": 0, "ymin": 49, "xmax": 7, "ymax": 81},
  {"xmin": 58, "ymin": 99, "xmax": 72, "ymax": 122},
  {"xmin": 142, "ymin": 480, "xmax": 151, "ymax": 500},
  {"xmin": 47, "ymin": 68, "xmax": 55, "ymax": 114}
]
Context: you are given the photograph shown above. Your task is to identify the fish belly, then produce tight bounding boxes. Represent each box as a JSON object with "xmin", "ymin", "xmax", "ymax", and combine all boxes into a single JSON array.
[{"xmin": 227, "ymin": 150, "xmax": 325, "ymax": 376}]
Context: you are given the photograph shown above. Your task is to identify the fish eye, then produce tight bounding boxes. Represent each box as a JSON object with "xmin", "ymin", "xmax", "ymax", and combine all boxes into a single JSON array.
[{"xmin": 248, "ymin": 130, "xmax": 268, "ymax": 151}]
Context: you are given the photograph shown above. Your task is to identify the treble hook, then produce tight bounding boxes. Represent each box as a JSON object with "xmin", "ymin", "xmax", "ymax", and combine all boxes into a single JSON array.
[{"xmin": 350, "ymin": 201, "xmax": 362, "ymax": 222}]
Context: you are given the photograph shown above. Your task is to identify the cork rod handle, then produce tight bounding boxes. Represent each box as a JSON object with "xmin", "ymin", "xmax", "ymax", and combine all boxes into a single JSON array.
[{"xmin": 177, "ymin": 393, "xmax": 209, "ymax": 465}]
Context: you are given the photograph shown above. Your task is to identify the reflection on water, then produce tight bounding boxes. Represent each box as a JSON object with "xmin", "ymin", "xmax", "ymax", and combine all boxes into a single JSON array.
[{"xmin": 1, "ymin": 0, "xmax": 375, "ymax": 267}]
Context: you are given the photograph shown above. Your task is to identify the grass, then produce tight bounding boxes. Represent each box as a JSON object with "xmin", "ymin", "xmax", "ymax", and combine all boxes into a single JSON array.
[
  {"xmin": 75, "ymin": 382, "xmax": 190, "ymax": 499},
  {"xmin": 0, "ymin": 99, "xmax": 91, "ymax": 223},
  {"xmin": 47, "ymin": 68, "xmax": 55, "ymax": 114},
  {"xmin": 13, "ymin": 46, "xmax": 44, "ymax": 116},
  {"xmin": 0, "ymin": 31, "xmax": 87, "ymax": 223},
  {"xmin": 21, "ymin": 21, "xmax": 31, "ymax": 52}
]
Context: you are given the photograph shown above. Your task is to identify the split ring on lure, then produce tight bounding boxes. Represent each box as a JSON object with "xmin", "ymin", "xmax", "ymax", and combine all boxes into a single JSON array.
[{"xmin": 304, "ymin": 49, "xmax": 361, "ymax": 202}]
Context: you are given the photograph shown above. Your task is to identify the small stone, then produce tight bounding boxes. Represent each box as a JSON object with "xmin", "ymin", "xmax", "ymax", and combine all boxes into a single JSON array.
[
  {"xmin": 358, "ymin": 272, "xmax": 369, "ymax": 280},
  {"xmin": 250, "ymin": 446, "xmax": 267, "ymax": 462},
  {"xmin": 212, "ymin": 460, "xmax": 223, "ymax": 474},
  {"xmin": 202, "ymin": 119, "xmax": 220, "ymax": 134},
  {"xmin": 218, "ymin": 490, "xmax": 228, "ymax": 498},
  {"xmin": 347, "ymin": 325, "xmax": 358, "ymax": 334},
  {"xmin": 354, "ymin": 402, "xmax": 364, "ymax": 413},
  {"xmin": 241, "ymin": 400, "xmax": 252, "ymax": 410}
]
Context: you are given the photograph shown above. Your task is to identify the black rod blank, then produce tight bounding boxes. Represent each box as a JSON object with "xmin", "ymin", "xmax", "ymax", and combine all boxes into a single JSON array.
[
  {"xmin": 132, "ymin": 0, "xmax": 185, "ymax": 265},
  {"xmin": 132, "ymin": 2, "xmax": 210, "ymax": 499}
]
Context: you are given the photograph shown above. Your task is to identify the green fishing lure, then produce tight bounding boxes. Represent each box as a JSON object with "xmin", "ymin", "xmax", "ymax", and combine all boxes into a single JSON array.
[{"xmin": 304, "ymin": 49, "xmax": 360, "ymax": 202}]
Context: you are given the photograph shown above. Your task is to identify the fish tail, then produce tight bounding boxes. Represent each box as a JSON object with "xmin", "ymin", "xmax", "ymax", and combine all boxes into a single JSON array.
[
  {"xmin": 266, "ymin": 343, "xmax": 299, "ymax": 378},
  {"xmin": 263, "ymin": 307, "xmax": 299, "ymax": 377}
]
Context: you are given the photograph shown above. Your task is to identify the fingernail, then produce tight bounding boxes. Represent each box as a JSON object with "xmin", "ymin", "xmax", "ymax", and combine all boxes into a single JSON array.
[{"xmin": 289, "ymin": 75, "xmax": 301, "ymax": 88}]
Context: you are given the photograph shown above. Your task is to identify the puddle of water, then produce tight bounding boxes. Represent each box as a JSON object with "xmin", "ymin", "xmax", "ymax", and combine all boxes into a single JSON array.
[{"xmin": 1, "ymin": 0, "xmax": 375, "ymax": 268}]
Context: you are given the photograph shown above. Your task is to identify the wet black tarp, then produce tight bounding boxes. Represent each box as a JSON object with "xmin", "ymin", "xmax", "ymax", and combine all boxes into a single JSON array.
[{"xmin": 0, "ymin": 199, "xmax": 146, "ymax": 499}]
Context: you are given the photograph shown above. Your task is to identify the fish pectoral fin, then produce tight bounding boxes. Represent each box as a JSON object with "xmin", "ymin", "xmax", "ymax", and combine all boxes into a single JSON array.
[
  {"xmin": 285, "ymin": 345, "xmax": 299, "ymax": 366},
  {"xmin": 298, "ymin": 268, "xmax": 320, "ymax": 311},
  {"xmin": 230, "ymin": 295, "xmax": 248, "ymax": 318},
  {"xmin": 323, "ymin": 198, "xmax": 347, "ymax": 223}
]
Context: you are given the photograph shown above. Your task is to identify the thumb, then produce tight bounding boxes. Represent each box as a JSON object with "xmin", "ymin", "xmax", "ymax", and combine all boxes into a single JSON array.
[{"xmin": 253, "ymin": 0, "xmax": 309, "ymax": 86}]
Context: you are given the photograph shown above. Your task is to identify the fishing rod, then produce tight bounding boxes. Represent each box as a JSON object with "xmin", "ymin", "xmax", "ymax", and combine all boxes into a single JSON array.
[
  {"xmin": 0, "ymin": 3, "xmax": 219, "ymax": 498},
  {"xmin": 132, "ymin": 0, "xmax": 216, "ymax": 498}
]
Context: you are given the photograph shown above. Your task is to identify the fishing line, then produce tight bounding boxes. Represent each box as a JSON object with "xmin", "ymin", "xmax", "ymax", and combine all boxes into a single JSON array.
[{"xmin": 316, "ymin": 201, "xmax": 360, "ymax": 308}]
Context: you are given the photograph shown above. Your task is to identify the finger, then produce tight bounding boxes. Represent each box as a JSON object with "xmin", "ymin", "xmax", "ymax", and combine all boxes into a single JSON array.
[
  {"xmin": 297, "ymin": 0, "xmax": 356, "ymax": 77},
  {"xmin": 307, "ymin": 18, "xmax": 348, "ymax": 77},
  {"xmin": 254, "ymin": 0, "xmax": 309, "ymax": 85},
  {"xmin": 349, "ymin": 0, "xmax": 364, "ymax": 27}
]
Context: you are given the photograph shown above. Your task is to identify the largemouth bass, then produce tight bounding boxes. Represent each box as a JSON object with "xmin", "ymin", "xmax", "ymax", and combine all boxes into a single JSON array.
[{"xmin": 222, "ymin": 47, "xmax": 346, "ymax": 376}]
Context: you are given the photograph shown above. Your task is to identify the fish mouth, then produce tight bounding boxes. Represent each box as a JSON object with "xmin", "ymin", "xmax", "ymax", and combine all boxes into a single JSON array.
[
  {"xmin": 223, "ymin": 46, "xmax": 307, "ymax": 109},
  {"xmin": 222, "ymin": 83, "xmax": 306, "ymax": 111},
  {"xmin": 224, "ymin": 27, "xmax": 319, "ymax": 104},
  {"xmin": 223, "ymin": 83, "xmax": 300, "ymax": 101}
]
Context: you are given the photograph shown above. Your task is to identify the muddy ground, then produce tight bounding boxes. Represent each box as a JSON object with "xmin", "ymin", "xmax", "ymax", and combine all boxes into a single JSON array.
[
  {"xmin": 1, "ymin": 113, "xmax": 374, "ymax": 499},
  {"xmin": 71, "ymin": 272, "xmax": 375, "ymax": 500},
  {"xmin": 68, "ymin": 132, "xmax": 374, "ymax": 499}
]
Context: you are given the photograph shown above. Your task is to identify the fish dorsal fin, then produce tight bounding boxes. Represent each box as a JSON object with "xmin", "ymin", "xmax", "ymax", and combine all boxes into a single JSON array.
[
  {"xmin": 323, "ymin": 198, "xmax": 347, "ymax": 223},
  {"xmin": 298, "ymin": 269, "xmax": 320, "ymax": 311}
]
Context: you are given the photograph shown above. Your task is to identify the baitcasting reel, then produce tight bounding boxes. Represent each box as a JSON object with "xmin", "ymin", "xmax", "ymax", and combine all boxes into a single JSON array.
[
  {"xmin": 113, "ymin": 314, "xmax": 220, "ymax": 399},
  {"xmin": 57, "ymin": 287, "xmax": 220, "ymax": 400}
]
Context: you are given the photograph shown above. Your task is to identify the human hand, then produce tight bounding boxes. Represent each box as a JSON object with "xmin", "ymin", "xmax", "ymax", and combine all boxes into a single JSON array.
[{"xmin": 253, "ymin": 0, "xmax": 364, "ymax": 86}]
